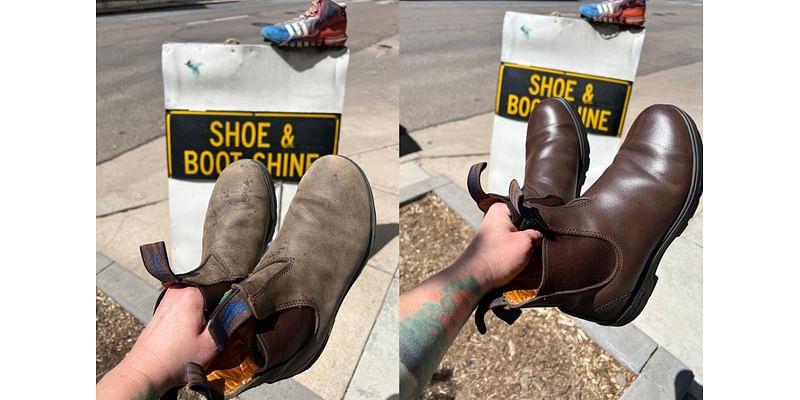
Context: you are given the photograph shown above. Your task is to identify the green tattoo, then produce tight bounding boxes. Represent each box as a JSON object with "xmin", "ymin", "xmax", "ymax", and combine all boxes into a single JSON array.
[
  {"xmin": 130, "ymin": 388, "xmax": 158, "ymax": 400},
  {"xmin": 399, "ymin": 276, "xmax": 482, "ymax": 399}
]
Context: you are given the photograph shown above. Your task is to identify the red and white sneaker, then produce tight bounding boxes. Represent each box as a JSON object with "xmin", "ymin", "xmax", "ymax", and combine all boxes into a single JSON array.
[
  {"xmin": 261, "ymin": 0, "xmax": 348, "ymax": 47},
  {"xmin": 579, "ymin": 0, "xmax": 646, "ymax": 27}
]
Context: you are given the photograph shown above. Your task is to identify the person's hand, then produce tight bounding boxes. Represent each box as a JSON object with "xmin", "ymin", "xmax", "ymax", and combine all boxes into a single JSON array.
[
  {"xmin": 97, "ymin": 286, "xmax": 219, "ymax": 398},
  {"xmin": 457, "ymin": 202, "xmax": 543, "ymax": 291}
]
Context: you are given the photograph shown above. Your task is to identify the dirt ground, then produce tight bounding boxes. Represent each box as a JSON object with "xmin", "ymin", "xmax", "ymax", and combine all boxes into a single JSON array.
[
  {"xmin": 96, "ymin": 288, "xmax": 144, "ymax": 382},
  {"xmin": 400, "ymin": 194, "xmax": 635, "ymax": 399}
]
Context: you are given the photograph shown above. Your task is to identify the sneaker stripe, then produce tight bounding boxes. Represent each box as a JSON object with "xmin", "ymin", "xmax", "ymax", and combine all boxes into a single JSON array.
[
  {"xmin": 286, "ymin": 23, "xmax": 297, "ymax": 38},
  {"xmin": 300, "ymin": 21, "xmax": 310, "ymax": 36}
]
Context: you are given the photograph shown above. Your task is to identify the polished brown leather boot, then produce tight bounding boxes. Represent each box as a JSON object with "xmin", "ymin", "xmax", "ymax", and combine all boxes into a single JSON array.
[
  {"xmin": 199, "ymin": 155, "xmax": 375, "ymax": 399},
  {"xmin": 484, "ymin": 104, "xmax": 703, "ymax": 327},
  {"xmin": 467, "ymin": 97, "xmax": 590, "ymax": 332},
  {"xmin": 468, "ymin": 97, "xmax": 589, "ymax": 228},
  {"xmin": 140, "ymin": 159, "xmax": 277, "ymax": 318}
]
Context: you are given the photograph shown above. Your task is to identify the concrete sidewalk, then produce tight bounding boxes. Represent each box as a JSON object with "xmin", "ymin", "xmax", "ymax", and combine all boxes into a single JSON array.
[
  {"xmin": 401, "ymin": 61, "xmax": 704, "ymax": 382},
  {"xmin": 96, "ymin": 35, "xmax": 400, "ymax": 399}
]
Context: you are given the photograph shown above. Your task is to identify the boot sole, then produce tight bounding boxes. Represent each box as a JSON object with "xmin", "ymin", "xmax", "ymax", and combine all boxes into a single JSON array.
[
  {"xmin": 254, "ymin": 160, "xmax": 279, "ymax": 252},
  {"xmin": 552, "ymin": 97, "xmax": 591, "ymax": 196},
  {"xmin": 606, "ymin": 105, "xmax": 703, "ymax": 326}
]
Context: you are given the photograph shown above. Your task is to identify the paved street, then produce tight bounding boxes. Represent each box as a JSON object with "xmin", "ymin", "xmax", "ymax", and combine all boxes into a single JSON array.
[
  {"xmin": 97, "ymin": 0, "xmax": 398, "ymax": 163},
  {"xmin": 400, "ymin": 0, "xmax": 702, "ymax": 132},
  {"xmin": 400, "ymin": 0, "xmax": 704, "ymax": 384},
  {"xmin": 96, "ymin": 1, "xmax": 399, "ymax": 399}
]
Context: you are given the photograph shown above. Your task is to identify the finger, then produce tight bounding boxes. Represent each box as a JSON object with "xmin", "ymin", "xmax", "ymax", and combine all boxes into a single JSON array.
[
  {"xmin": 485, "ymin": 202, "xmax": 515, "ymax": 229},
  {"xmin": 520, "ymin": 229, "xmax": 544, "ymax": 245},
  {"xmin": 486, "ymin": 202, "xmax": 510, "ymax": 218}
]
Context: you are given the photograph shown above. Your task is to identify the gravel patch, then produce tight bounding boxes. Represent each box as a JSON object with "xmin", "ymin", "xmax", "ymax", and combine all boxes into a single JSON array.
[
  {"xmin": 96, "ymin": 288, "xmax": 145, "ymax": 382},
  {"xmin": 400, "ymin": 193, "xmax": 635, "ymax": 399}
]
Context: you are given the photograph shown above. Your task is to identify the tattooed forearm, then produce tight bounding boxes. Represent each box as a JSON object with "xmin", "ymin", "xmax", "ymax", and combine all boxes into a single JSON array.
[
  {"xmin": 130, "ymin": 388, "xmax": 158, "ymax": 400},
  {"xmin": 399, "ymin": 276, "xmax": 483, "ymax": 400}
]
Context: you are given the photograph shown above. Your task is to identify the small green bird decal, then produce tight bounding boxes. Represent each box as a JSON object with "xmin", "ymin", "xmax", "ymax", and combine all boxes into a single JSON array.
[{"xmin": 185, "ymin": 60, "xmax": 202, "ymax": 76}]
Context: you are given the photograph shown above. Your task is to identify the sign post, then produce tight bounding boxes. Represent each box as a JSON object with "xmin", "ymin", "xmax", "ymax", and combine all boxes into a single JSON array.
[
  {"xmin": 162, "ymin": 43, "xmax": 349, "ymax": 273},
  {"xmin": 488, "ymin": 12, "xmax": 644, "ymax": 194}
]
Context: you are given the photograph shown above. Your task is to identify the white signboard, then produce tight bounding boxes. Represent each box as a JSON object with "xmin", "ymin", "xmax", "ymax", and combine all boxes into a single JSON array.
[
  {"xmin": 162, "ymin": 43, "xmax": 349, "ymax": 273},
  {"xmin": 488, "ymin": 12, "xmax": 645, "ymax": 194}
]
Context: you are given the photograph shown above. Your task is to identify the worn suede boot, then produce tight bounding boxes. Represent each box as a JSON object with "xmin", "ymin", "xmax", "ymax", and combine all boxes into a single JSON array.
[
  {"xmin": 195, "ymin": 155, "xmax": 375, "ymax": 399},
  {"xmin": 485, "ymin": 104, "xmax": 702, "ymax": 326},
  {"xmin": 139, "ymin": 159, "xmax": 277, "ymax": 318},
  {"xmin": 467, "ymin": 97, "xmax": 590, "ymax": 332}
]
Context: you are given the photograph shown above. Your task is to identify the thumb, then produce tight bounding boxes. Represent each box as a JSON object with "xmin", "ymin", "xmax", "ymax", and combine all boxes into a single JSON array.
[{"xmin": 519, "ymin": 229, "xmax": 544, "ymax": 246}]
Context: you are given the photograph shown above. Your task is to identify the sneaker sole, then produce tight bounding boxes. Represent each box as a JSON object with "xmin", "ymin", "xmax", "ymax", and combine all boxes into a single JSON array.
[
  {"xmin": 581, "ymin": 14, "xmax": 645, "ymax": 27},
  {"xmin": 276, "ymin": 34, "xmax": 348, "ymax": 48}
]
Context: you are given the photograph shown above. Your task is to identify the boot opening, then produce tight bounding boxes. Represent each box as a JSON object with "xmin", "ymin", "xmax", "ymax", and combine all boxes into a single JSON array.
[
  {"xmin": 206, "ymin": 319, "xmax": 259, "ymax": 396},
  {"xmin": 501, "ymin": 249, "xmax": 543, "ymax": 306},
  {"xmin": 204, "ymin": 307, "xmax": 316, "ymax": 396}
]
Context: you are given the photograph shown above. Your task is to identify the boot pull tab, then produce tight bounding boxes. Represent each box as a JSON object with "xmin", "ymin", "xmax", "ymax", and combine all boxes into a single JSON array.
[
  {"xmin": 474, "ymin": 291, "xmax": 523, "ymax": 334},
  {"xmin": 207, "ymin": 289, "xmax": 254, "ymax": 351},
  {"xmin": 183, "ymin": 362, "xmax": 214, "ymax": 399},
  {"xmin": 140, "ymin": 241, "xmax": 179, "ymax": 287},
  {"xmin": 467, "ymin": 162, "xmax": 493, "ymax": 212},
  {"xmin": 467, "ymin": 162, "xmax": 515, "ymax": 213},
  {"xmin": 474, "ymin": 294, "xmax": 491, "ymax": 334}
]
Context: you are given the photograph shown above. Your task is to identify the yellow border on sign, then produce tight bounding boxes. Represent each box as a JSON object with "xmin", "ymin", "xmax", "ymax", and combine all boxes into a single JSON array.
[
  {"xmin": 495, "ymin": 62, "xmax": 633, "ymax": 137},
  {"xmin": 619, "ymin": 84, "xmax": 632, "ymax": 137},
  {"xmin": 503, "ymin": 62, "xmax": 631, "ymax": 86},
  {"xmin": 171, "ymin": 111, "xmax": 252, "ymax": 117},
  {"xmin": 165, "ymin": 110, "xmax": 342, "ymax": 177},
  {"xmin": 166, "ymin": 113, "xmax": 173, "ymax": 177},
  {"xmin": 334, "ymin": 118, "xmax": 340, "ymax": 154},
  {"xmin": 495, "ymin": 63, "xmax": 506, "ymax": 114}
]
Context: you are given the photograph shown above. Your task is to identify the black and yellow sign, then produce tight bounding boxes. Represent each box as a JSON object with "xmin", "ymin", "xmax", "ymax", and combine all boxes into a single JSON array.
[
  {"xmin": 495, "ymin": 63, "xmax": 632, "ymax": 137},
  {"xmin": 166, "ymin": 110, "xmax": 340, "ymax": 181}
]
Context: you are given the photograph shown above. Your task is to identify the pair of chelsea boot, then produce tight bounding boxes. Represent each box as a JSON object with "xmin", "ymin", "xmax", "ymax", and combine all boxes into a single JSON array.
[{"xmin": 141, "ymin": 155, "xmax": 375, "ymax": 399}]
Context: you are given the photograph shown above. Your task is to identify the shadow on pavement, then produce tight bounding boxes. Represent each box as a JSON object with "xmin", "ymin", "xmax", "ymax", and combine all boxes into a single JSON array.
[
  {"xmin": 399, "ymin": 125, "xmax": 421, "ymax": 157},
  {"xmin": 369, "ymin": 223, "xmax": 399, "ymax": 260},
  {"xmin": 676, "ymin": 369, "xmax": 703, "ymax": 400}
]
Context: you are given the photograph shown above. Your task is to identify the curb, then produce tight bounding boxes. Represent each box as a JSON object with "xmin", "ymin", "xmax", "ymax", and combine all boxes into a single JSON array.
[
  {"xmin": 344, "ymin": 274, "xmax": 400, "ymax": 400},
  {"xmin": 400, "ymin": 176, "xmax": 703, "ymax": 400},
  {"xmin": 95, "ymin": 251, "xmax": 324, "ymax": 400},
  {"xmin": 96, "ymin": 252, "xmax": 159, "ymax": 324}
]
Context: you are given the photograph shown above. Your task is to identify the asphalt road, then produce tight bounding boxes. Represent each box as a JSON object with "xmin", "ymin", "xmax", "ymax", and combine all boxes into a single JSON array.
[
  {"xmin": 96, "ymin": 0, "xmax": 398, "ymax": 164},
  {"xmin": 400, "ymin": 0, "xmax": 703, "ymax": 132}
]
